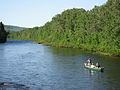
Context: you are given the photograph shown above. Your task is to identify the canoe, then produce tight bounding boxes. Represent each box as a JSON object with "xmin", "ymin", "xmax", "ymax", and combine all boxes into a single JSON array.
[{"xmin": 84, "ymin": 64, "xmax": 104, "ymax": 72}]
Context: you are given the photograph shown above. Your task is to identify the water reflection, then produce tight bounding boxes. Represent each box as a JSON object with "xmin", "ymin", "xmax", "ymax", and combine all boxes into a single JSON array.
[{"xmin": 48, "ymin": 47, "xmax": 92, "ymax": 56}]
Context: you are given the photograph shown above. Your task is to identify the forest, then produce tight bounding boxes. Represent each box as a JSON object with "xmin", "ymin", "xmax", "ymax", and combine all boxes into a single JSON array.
[{"xmin": 9, "ymin": 0, "xmax": 120, "ymax": 56}]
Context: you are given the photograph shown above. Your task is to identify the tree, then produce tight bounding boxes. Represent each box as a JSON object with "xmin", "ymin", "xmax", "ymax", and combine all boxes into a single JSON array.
[{"xmin": 0, "ymin": 22, "xmax": 8, "ymax": 43}]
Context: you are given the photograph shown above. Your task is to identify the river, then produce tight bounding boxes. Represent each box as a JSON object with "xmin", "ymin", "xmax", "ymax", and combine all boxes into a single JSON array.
[{"xmin": 0, "ymin": 40, "xmax": 120, "ymax": 90}]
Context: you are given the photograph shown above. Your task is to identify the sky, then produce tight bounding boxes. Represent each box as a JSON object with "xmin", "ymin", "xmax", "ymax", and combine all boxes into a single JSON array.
[{"xmin": 0, "ymin": 0, "xmax": 108, "ymax": 28}]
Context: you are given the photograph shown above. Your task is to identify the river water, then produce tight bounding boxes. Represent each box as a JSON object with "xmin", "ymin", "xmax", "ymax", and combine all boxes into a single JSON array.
[{"xmin": 0, "ymin": 40, "xmax": 120, "ymax": 90}]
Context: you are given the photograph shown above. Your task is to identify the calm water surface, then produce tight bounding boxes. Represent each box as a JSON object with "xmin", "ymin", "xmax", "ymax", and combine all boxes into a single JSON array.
[{"xmin": 0, "ymin": 40, "xmax": 120, "ymax": 90}]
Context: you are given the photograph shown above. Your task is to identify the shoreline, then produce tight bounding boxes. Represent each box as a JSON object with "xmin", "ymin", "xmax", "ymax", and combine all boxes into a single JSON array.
[
  {"xmin": 38, "ymin": 41, "xmax": 120, "ymax": 57},
  {"xmin": 8, "ymin": 39, "xmax": 120, "ymax": 57}
]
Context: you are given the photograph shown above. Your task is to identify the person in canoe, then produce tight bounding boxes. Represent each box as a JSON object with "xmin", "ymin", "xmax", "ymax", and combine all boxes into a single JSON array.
[
  {"xmin": 84, "ymin": 58, "xmax": 92, "ymax": 67},
  {"xmin": 91, "ymin": 63, "xmax": 95, "ymax": 68},
  {"xmin": 96, "ymin": 63, "xmax": 100, "ymax": 68},
  {"xmin": 86, "ymin": 58, "xmax": 92, "ymax": 66}
]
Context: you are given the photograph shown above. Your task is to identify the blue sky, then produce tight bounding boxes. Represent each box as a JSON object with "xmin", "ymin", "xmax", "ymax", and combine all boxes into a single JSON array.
[{"xmin": 0, "ymin": 0, "xmax": 108, "ymax": 27}]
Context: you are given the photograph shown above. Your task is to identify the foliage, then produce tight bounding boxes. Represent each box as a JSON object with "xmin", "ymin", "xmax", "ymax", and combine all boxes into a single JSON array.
[
  {"xmin": 9, "ymin": 0, "xmax": 120, "ymax": 56},
  {"xmin": 0, "ymin": 22, "xmax": 8, "ymax": 43}
]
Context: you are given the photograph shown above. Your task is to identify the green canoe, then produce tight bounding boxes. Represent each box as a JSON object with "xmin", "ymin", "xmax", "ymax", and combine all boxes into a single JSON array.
[{"xmin": 84, "ymin": 64, "xmax": 104, "ymax": 72}]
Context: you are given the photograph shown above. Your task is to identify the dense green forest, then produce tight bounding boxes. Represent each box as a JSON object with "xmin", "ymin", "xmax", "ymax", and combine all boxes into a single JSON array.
[
  {"xmin": 0, "ymin": 22, "xmax": 8, "ymax": 43},
  {"xmin": 9, "ymin": 0, "xmax": 120, "ymax": 56}
]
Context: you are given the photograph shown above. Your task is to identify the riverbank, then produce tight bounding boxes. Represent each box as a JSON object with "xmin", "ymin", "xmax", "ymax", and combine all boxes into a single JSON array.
[
  {"xmin": 37, "ymin": 40, "xmax": 120, "ymax": 57},
  {"xmin": 8, "ymin": 0, "xmax": 120, "ymax": 57},
  {"xmin": 8, "ymin": 38, "xmax": 120, "ymax": 57}
]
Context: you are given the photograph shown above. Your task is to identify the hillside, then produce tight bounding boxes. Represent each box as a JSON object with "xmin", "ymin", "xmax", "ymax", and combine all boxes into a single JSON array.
[
  {"xmin": 5, "ymin": 25, "xmax": 27, "ymax": 31},
  {"xmin": 9, "ymin": 0, "xmax": 120, "ymax": 56}
]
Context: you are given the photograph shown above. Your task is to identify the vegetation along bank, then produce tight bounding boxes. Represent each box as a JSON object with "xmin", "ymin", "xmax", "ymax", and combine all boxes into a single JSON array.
[{"xmin": 8, "ymin": 0, "xmax": 120, "ymax": 56}]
